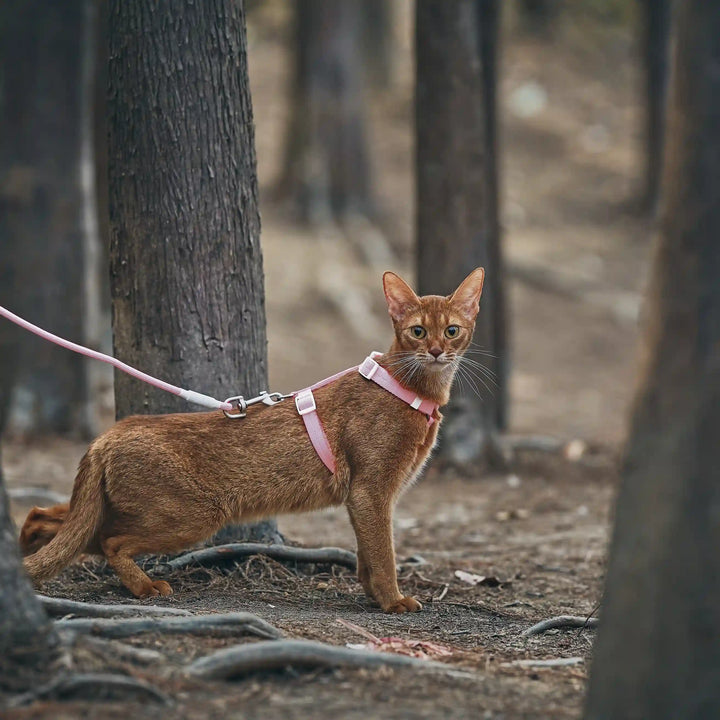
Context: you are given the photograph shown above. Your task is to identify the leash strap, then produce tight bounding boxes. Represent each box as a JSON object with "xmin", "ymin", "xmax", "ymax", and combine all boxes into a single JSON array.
[
  {"xmin": 295, "ymin": 353, "xmax": 439, "ymax": 474},
  {"xmin": 0, "ymin": 304, "xmax": 234, "ymax": 411}
]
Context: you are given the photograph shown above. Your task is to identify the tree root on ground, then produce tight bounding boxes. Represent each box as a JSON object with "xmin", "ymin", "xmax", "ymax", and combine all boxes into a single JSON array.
[
  {"xmin": 38, "ymin": 594, "xmax": 191, "ymax": 618},
  {"xmin": 56, "ymin": 612, "xmax": 282, "ymax": 640},
  {"xmin": 7, "ymin": 672, "xmax": 170, "ymax": 707},
  {"xmin": 157, "ymin": 543, "xmax": 358, "ymax": 573},
  {"xmin": 187, "ymin": 639, "xmax": 474, "ymax": 680},
  {"xmin": 523, "ymin": 615, "xmax": 599, "ymax": 637}
]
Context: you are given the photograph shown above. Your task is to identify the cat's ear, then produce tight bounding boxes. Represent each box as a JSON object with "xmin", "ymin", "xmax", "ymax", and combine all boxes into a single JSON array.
[
  {"xmin": 449, "ymin": 267, "xmax": 485, "ymax": 319},
  {"xmin": 383, "ymin": 271, "xmax": 420, "ymax": 321}
]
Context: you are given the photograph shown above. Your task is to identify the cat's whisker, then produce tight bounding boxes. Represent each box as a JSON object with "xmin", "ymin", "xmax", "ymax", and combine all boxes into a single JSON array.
[
  {"xmin": 454, "ymin": 362, "xmax": 484, "ymax": 398},
  {"xmin": 456, "ymin": 361, "xmax": 496, "ymax": 397},
  {"xmin": 458, "ymin": 357, "xmax": 499, "ymax": 385}
]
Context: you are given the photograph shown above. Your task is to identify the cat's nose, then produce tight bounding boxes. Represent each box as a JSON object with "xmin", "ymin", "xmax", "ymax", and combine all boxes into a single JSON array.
[{"xmin": 429, "ymin": 347, "xmax": 443, "ymax": 358}]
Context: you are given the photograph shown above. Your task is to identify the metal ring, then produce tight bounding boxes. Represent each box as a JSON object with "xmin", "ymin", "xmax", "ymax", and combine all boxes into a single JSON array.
[{"xmin": 223, "ymin": 396, "xmax": 247, "ymax": 419}]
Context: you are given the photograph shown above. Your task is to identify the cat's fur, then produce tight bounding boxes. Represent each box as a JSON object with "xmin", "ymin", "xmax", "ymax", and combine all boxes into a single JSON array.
[{"xmin": 22, "ymin": 269, "xmax": 485, "ymax": 613}]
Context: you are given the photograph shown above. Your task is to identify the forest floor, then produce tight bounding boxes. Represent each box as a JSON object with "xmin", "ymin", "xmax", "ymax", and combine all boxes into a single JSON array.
[{"xmin": 3, "ymin": 12, "xmax": 652, "ymax": 720}]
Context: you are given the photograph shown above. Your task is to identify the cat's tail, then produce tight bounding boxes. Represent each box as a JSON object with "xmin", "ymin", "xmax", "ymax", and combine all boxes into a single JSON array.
[{"xmin": 23, "ymin": 450, "xmax": 104, "ymax": 582}]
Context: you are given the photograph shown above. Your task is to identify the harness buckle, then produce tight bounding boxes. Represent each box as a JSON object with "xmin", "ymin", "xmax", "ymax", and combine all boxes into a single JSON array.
[
  {"xmin": 358, "ymin": 356, "xmax": 379, "ymax": 380},
  {"xmin": 294, "ymin": 389, "xmax": 317, "ymax": 416}
]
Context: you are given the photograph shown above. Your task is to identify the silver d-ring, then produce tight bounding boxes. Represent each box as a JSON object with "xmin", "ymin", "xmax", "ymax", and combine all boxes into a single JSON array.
[{"xmin": 223, "ymin": 396, "xmax": 247, "ymax": 419}]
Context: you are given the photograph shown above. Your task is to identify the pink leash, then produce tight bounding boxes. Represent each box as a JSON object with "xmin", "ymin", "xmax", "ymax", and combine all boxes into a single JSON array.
[
  {"xmin": 0, "ymin": 306, "xmax": 438, "ymax": 473},
  {"xmin": 0, "ymin": 305, "xmax": 234, "ymax": 411}
]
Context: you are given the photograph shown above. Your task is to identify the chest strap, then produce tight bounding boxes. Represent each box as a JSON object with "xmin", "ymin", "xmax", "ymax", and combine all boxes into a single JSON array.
[{"xmin": 295, "ymin": 353, "xmax": 439, "ymax": 474}]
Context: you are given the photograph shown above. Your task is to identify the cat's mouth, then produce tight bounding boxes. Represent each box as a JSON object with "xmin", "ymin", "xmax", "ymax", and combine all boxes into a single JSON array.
[{"xmin": 423, "ymin": 356, "xmax": 453, "ymax": 372}]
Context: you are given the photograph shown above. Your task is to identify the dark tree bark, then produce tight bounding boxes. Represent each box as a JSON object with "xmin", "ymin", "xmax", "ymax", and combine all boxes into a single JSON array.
[
  {"xmin": 586, "ymin": 3, "xmax": 720, "ymax": 717},
  {"xmin": 0, "ymin": 479, "xmax": 58, "ymax": 689},
  {"xmin": 0, "ymin": 0, "xmax": 95, "ymax": 437},
  {"xmin": 360, "ymin": 0, "xmax": 395, "ymax": 90},
  {"xmin": 416, "ymin": 0, "xmax": 507, "ymax": 466},
  {"xmin": 108, "ymin": 0, "xmax": 279, "ymax": 544},
  {"xmin": 277, "ymin": 0, "xmax": 373, "ymax": 223},
  {"xmin": 640, "ymin": 0, "xmax": 672, "ymax": 213}
]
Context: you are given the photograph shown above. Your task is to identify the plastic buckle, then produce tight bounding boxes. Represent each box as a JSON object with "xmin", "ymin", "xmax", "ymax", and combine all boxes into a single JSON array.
[
  {"xmin": 358, "ymin": 356, "xmax": 379, "ymax": 380},
  {"xmin": 294, "ymin": 389, "xmax": 317, "ymax": 416}
]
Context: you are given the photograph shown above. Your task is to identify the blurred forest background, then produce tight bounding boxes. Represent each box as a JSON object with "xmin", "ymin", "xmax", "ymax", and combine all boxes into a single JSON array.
[
  {"xmin": 5, "ymin": 1, "xmax": 720, "ymax": 717},
  {"xmin": 0, "ymin": 0, "xmax": 658, "ymax": 452}
]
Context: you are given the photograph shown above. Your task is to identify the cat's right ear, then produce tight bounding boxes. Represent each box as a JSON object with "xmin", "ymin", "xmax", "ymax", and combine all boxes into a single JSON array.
[{"xmin": 383, "ymin": 271, "xmax": 420, "ymax": 321}]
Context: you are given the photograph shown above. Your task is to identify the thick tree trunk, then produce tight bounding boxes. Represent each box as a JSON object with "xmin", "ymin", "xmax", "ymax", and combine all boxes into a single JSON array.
[
  {"xmin": 0, "ymin": 0, "xmax": 94, "ymax": 437},
  {"xmin": 640, "ymin": 0, "xmax": 672, "ymax": 213},
  {"xmin": 108, "ymin": 0, "xmax": 279, "ymax": 544},
  {"xmin": 0, "ymin": 479, "xmax": 58, "ymax": 688},
  {"xmin": 416, "ymin": 0, "xmax": 506, "ymax": 466},
  {"xmin": 277, "ymin": 0, "xmax": 373, "ymax": 223},
  {"xmin": 586, "ymin": 3, "xmax": 720, "ymax": 717}
]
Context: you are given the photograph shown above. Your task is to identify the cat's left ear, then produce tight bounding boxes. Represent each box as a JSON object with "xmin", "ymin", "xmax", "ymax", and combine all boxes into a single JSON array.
[
  {"xmin": 383, "ymin": 271, "xmax": 420, "ymax": 321},
  {"xmin": 449, "ymin": 268, "xmax": 485, "ymax": 319}
]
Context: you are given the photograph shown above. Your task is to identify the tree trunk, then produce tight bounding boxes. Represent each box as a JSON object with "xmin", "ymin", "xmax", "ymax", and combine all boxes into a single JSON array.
[
  {"xmin": 277, "ymin": 0, "xmax": 373, "ymax": 224},
  {"xmin": 640, "ymin": 0, "xmax": 672, "ymax": 213},
  {"xmin": 108, "ymin": 0, "xmax": 279, "ymax": 544},
  {"xmin": 586, "ymin": 3, "xmax": 720, "ymax": 717},
  {"xmin": 0, "ymin": 479, "xmax": 58, "ymax": 689},
  {"xmin": 416, "ymin": 0, "xmax": 506, "ymax": 466},
  {"xmin": 0, "ymin": 0, "xmax": 95, "ymax": 437}
]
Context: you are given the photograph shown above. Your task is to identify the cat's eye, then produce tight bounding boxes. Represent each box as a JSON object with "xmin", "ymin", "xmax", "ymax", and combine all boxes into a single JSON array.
[
  {"xmin": 410, "ymin": 326, "xmax": 426, "ymax": 339},
  {"xmin": 445, "ymin": 325, "xmax": 460, "ymax": 338}
]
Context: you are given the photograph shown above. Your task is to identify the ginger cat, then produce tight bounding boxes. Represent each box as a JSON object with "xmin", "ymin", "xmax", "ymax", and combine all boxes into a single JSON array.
[{"xmin": 22, "ymin": 269, "xmax": 485, "ymax": 613}]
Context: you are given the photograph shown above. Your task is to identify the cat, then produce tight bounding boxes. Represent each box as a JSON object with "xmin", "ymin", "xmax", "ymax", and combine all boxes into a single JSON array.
[{"xmin": 22, "ymin": 268, "xmax": 485, "ymax": 613}]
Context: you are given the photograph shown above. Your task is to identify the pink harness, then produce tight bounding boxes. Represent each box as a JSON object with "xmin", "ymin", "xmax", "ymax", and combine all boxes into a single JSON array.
[{"xmin": 293, "ymin": 353, "xmax": 439, "ymax": 473}]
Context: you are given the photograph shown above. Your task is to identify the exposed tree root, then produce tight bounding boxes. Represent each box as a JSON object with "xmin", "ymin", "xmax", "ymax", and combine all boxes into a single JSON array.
[
  {"xmin": 56, "ymin": 612, "xmax": 282, "ymax": 640},
  {"xmin": 38, "ymin": 594, "xmax": 191, "ymax": 618},
  {"xmin": 501, "ymin": 657, "xmax": 584, "ymax": 668},
  {"xmin": 7, "ymin": 672, "xmax": 170, "ymax": 707},
  {"xmin": 158, "ymin": 543, "xmax": 358, "ymax": 573},
  {"xmin": 187, "ymin": 639, "xmax": 473, "ymax": 680},
  {"xmin": 523, "ymin": 615, "xmax": 599, "ymax": 637}
]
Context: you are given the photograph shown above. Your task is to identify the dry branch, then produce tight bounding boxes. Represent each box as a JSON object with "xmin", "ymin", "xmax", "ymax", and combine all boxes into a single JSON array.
[
  {"xmin": 187, "ymin": 639, "xmax": 472, "ymax": 680},
  {"xmin": 56, "ymin": 612, "xmax": 282, "ymax": 640},
  {"xmin": 501, "ymin": 657, "xmax": 584, "ymax": 668},
  {"xmin": 38, "ymin": 594, "xmax": 191, "ymax": 618},
  {"xmin": 523, "ymin": 615, "xmax": 599, "ymax": 637},
  {"xmin": 159, "ymin": 543, "xmax": 358, "ymax": 572},
  {"xmin": 7, "ymin": 672, "xmax": 170, "ymax": 707}
]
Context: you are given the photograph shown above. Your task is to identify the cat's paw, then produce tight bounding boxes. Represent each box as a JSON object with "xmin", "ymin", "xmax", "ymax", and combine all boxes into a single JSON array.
[
  {"xmin": 384, "ymin": 596, "xmax": 422, "ymax": 613},
  {"xmin": 150, "ymin": 580, "xmax": 173, "ymax": 596},
  {"xmin": 136, "ymin": 580, "xmax": 173, "ymax": 598}
]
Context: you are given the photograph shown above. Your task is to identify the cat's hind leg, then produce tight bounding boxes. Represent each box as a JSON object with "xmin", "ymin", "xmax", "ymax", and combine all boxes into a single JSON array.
[{"xmin": 101, "ymin": 535, "xmax": 173, "ymax": 598}]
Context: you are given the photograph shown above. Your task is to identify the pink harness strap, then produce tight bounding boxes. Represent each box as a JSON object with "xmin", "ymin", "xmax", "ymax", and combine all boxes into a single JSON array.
[{"xmin": 295, "ymin": 353, "xmax": 439, "ymax": 474}]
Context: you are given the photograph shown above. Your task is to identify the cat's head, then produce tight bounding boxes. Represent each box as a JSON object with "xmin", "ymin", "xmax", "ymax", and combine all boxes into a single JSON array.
[{"xmin": 382, "ymin": 268, "xmax": 485, "ymax": 373}]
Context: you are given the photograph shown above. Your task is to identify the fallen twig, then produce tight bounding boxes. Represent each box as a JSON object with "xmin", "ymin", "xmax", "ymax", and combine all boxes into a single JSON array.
[
  {"xmin": 158, "ymin": 543, "xmax": 357, "ymax": 572},
  {"xmin": 38, "ymin": 594, "xmax": 191, "ymax": 618},
  {"xmin": 187, "ymin": 639, "xmax": 473, "ymax": 680},
  {"xmin": 7, "ymin": 672, "xmax": 170, "ymax": 707},
  {"xmin": 523, "ymin": 615, "xmax": 599, "ymax": 637},
  {"xmin": 501, "ymin": 657, "xmax": 584, "ymax": 668},
  {"xmin": 81, "ymin": 636, "xmax": 165, "ymax": 665},
  {"xmin": 56, "ymin": 612, "xmax": 282, "ymax": 640}
]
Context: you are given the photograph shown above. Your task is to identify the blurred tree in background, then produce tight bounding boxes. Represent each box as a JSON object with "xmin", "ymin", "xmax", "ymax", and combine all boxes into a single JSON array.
[
  {"xmin": 0, "ymin": 0, "xmax": 106, "ymax": 441},
  {"xmin": 277, "ymin": 0, "xmax": 373, "ymax": 224},
  {"xmin": 586, "ymin": 1, "xmax": 720, "ymax": 716},
  {"xmin": 640, "ymin": 0, "xmax": 672, "ymax": 213},
  {"xmin": 416, "ymin": 0, "xmax": 507, "ymax": 467},
  {"xmin": 108, "ymin": 0, "xmax": 280, "ymax": 544}
]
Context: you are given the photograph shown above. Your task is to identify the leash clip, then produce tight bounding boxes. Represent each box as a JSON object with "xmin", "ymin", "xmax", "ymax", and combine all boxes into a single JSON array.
[{"xmin": 223, "ymin": 390, "xmax": 290, "ymax": 419}]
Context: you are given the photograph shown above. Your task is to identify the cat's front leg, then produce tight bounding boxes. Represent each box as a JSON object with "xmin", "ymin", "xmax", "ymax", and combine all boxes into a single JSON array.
[{"xmin": 346, "ymin": 486, "xmax": 422, "ymax": 614}]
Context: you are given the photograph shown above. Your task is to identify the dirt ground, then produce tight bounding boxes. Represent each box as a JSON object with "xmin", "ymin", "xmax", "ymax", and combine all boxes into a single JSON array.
[{"xmin": 3, "ymin": 9, "xmax": 653, "ymax": 720}]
